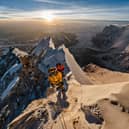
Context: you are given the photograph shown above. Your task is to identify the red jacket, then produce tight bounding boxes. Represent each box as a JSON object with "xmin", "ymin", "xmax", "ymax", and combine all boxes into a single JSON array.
[{"xmin": 56, "ymin": 64, "xmax": 64, "ymax": 72}]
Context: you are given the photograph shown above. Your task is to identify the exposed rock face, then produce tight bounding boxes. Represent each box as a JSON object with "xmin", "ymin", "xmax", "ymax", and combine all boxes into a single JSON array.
[
  {"xmin": 8, "ymin": 99, "xmax": 62, "ymax": 129},
  {"xmin": 0, "ymin": 48, "xmax": 20, "ymax": 78},
  {"xmin": 0, "ymin": 53, "xmax": 45, "ymax": 129},
  {"xmin": 92, "ymin": 25, "xmax": 124, "ymax": 49},
  {"xmin": 78, "ymin": 25, "xmax": 129, "ymax": 72},
  {"xmin": 0, "ymin": 38, "xmax": 49, "ymax": 129}
]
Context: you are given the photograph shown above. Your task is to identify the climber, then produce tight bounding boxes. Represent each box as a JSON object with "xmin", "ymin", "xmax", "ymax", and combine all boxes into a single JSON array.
[
  {"xmin": 56, "ymin": 63, "xmax": 69, "ymax": 91},
  {"xmin": 56, "ymin": 63, "xmax": 65, "ymax": 76},
  {"xmin": 48, "ymin": 67, "xmax": 67, "ymax": 106},
  {"xmin": 19, "ymin": 55, "xmax": 31, "ymax": 68}
]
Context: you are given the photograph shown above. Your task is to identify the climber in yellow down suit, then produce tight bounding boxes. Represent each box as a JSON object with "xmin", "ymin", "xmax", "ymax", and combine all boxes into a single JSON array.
[{"xmin": 48, "ymin": 67, "xmax": 67, "ymax": 106}]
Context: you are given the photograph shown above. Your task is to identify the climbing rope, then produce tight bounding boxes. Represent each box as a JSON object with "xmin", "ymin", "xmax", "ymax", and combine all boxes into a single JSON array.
[
  {"xmin": 50, "ymin": 103, "xmax": 68, "ymax": 129},
  {"xmin": 50, "ymin": 113, "xmax": 66, "ymax": 129},
  {"xmin": 61, "ymin": 113, "xmax": 67, "ymax": 129},
  {"xmin": 59, "ymin": 115, "xmax": 66, "ymax": 129}
]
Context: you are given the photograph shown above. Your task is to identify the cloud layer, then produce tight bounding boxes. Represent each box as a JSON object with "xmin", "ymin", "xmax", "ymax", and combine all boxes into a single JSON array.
[
  {"xmin": 34, "ymin": 0, "xmax": 67, "ymax": 5},
  {"xmin": 0, "ymin": 1, "xmax": 129, "ymax": 21}
]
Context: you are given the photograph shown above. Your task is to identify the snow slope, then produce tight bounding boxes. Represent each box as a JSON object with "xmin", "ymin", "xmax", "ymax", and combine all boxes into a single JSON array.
[
  {"xmin": 8, "ymin": 78, "xmax": 129, "ymax": 129},
  {"xmin": 84, "ymin": 64, "xmax": 129, "ymax": 84},
  {"xmin": 2, "ymin": 36, "xmax": 129, "ymax": 129},
  {"xmin": 63, "ymin": 45, "xmax": 92, "ymax": 84}
]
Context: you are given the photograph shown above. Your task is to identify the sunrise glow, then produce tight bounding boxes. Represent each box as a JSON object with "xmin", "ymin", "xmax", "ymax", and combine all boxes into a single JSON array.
[{"xmin": 41, "ymin": 13, "xmax": 55, "ymax": 22}]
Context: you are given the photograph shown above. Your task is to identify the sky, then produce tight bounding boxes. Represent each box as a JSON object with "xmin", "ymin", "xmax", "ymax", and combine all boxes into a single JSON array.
[{"xmin": 0, "ymin": 0, "xmax": 129, "ymax": 21}]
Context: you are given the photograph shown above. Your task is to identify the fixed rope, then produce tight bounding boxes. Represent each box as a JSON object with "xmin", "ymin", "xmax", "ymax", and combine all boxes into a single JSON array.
[
  {"xmin": 59, "ymin": 115, "xmax": 66, "ymax": 129},
  {"xmin": 61, "ymin": 113, "xmax": 67, "ymax": 129},
  {"xmin": 50, "ymin": 104, "xmax": 67, "ymax": 129}
]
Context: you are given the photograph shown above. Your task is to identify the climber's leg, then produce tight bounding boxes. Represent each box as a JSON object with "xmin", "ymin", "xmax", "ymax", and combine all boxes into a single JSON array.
[
  {"xmin": 62, "ymin": 89, "xmax": 67, "ymax": 100},
  {"xmin": 56, "ymin": 88, "xmax": 62, "ymax": 106}
]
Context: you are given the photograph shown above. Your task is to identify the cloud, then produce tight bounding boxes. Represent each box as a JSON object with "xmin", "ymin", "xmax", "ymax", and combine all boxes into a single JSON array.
[
  {"xmin": 0, "ymin": 6, "xmax": 22, "ymax": 19},
  {"xmin": 33, "ymin": 0, "xmax": 67, "ymax": 5},
  {"xmin": 0, "ymin": 5, "xmax": 129, "ymax": 21}
]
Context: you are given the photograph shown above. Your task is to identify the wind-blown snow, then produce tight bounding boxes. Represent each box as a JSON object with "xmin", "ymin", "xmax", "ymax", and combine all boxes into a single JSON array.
[
  {"xmin": 112, "ymin": 28, "xmax": 129, "ymax": 51},
  {"xmin": 1, "ymin": 77, "xmax": 19, "ymax": 100}
]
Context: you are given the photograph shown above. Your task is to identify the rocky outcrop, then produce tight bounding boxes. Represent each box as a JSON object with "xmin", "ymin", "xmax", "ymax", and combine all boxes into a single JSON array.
[
  {"xmin": 92, "ymin": 25, "xmax": 124, "ymax": 49},
  {"xmin": 0, "ymin": 48, "xmax": 20, "ymax": 78},
  {"xmin": 0, "ymin": 52, "xmax": 45, "ymax": 129},
  {"xmin": 77, "ymin": 25, "xmax": 129, "ymax": 72}
]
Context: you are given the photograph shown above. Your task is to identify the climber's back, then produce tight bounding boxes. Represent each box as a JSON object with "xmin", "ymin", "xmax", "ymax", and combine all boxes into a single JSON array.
[{"xmin": 48, "ymin": 67, "xmax": 63, "ymax": 86}]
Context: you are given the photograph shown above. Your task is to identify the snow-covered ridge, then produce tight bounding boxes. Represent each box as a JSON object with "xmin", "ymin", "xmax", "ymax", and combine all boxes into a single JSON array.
[
  {"xmin": 1, "ymin": 35, "xmax": 129, "ymax": 129},
  {"xmin": 8, "ymin": 77, "xmax": 129, "ymax": 129},
  {"xmin": 0, "ymin": 37, "xmax": 91, "ymax": 101},
  {"xmin": 0, "ymin": 37, "xmax": 91, "ymax": 129}
]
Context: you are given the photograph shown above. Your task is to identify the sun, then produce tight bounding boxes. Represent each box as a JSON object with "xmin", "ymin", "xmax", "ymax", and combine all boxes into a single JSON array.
[
  {"xmin": 41, "ymin": 13, "xmax": 55, "ymax": 22},
  {"xmin": 45, "ymin": 15, "xmax": 54, "ymax": 22}
]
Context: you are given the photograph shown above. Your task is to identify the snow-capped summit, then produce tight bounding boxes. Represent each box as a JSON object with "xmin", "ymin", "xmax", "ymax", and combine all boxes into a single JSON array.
[{"xmin": 31, "ymin": 37, "xmax": 55, "ymax": 57}]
